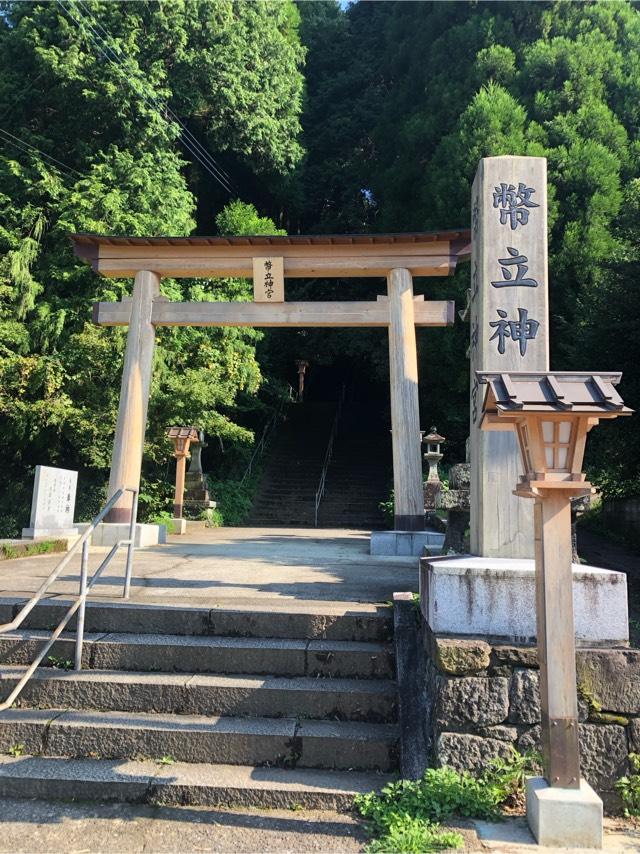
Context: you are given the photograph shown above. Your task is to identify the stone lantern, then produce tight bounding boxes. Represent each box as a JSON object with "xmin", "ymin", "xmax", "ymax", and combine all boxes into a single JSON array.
[
  {"xmin": 423, "ymin": 427, "xmax": 445, "ymax": 482},
  {"xmin": 477, "ymin": 370, "xmax": 631, "ymax": 848},
  {"xmin": 422, "ymin": 427, "xmax": 445, "ymax": 518}
]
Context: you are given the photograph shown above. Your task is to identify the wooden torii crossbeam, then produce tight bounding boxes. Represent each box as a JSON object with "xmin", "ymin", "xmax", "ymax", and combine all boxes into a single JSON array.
[{"xmin": 71, "ymin": 230, "xmax": 471, "ymax": 529}]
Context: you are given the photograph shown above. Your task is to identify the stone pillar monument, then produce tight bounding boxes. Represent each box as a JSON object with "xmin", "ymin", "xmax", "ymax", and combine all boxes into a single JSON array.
[{"xmin": 469, "ymin": 156, "xmax": 549, "ymax": 557}]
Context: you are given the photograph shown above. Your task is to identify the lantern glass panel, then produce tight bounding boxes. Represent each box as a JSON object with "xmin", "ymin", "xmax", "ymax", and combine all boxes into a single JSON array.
[
  {"xmin": 545, "ymin": 447, "xmax": 554, "ymax": 468},
  {"xmin": 558, "ymin": 421, "xmax": 572, "ymax": 444},
  {"xmin": 542, "ymin": 421, "xmax": 554, "ymax": 443},
  {"xmin": 557, "ymin": 447, "xmax": 568, "ymax": 468}
]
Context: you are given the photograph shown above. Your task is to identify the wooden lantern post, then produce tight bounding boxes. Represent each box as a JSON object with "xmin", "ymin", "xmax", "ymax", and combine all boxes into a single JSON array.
[
  {"xmin": 166, "ymin": 426, "xmax": 200, "ymax": 519},
  {"xmin": 477, "ymin": 371, "xmax": 631, "ymax": 791},
  {"xmin": 295, "ymin": 360, "xmax": 309, "ymax": 402}
]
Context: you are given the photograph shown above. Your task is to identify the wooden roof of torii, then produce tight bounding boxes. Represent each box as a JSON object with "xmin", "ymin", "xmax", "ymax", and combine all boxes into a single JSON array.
[{"xmin": 70, "ymin": 229, "xmax": 471, "ymax": 279}]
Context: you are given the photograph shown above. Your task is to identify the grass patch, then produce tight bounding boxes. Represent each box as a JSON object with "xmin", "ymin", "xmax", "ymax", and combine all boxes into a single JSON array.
[
  {"xmin": 617, "ymin": 753, "xmax": 640, "ymax": 817},
  {"xmin": 0, "ymin": 539, "xmax": 66, "ymax": 561},
  {"xmin": 207, "ymin": 473, "xmax": 261, "ymax": 526},
  {"xmin": 47, "ymin": 655, "xmax": 74, "ymax": 670},
  {"xmin": 354, "ymin": 750, "xmax": 541, "ymax": 853},
  {"xmin": 148, "ymin": 512, "xmax": 180, "ymax": 534}
]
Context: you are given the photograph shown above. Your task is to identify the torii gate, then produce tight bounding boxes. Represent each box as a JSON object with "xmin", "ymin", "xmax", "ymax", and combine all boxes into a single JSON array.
[{"xmin": 71, "ymin": 230, "xmax": 470, "ymax": 530}]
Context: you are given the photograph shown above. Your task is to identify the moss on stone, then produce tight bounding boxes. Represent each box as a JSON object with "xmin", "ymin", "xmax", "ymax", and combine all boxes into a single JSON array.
[
  {"xmin": 434, "ymin": 638, "xmax": 491, "ymax": 675},
  {"xmin": 589, "ymin": 712, "xmax": 630, "ymax": 726}
]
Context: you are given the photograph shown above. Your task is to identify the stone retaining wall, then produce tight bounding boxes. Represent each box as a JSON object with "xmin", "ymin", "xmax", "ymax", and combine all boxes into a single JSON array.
[{"xmin": 418, "ymin": 625, "xmax": 640, "ymax": 812}]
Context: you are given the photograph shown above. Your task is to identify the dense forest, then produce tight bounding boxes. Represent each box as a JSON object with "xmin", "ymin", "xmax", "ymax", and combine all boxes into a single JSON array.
[{"xmin": 1, "ymin": 0, "xmax": 639, "ymax": 534}]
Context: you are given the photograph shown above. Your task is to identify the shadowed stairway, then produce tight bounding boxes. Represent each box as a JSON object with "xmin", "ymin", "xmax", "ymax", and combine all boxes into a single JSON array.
[{"xmin": 247, "ymin": 389, "xmax": 391, "ymax": 529}]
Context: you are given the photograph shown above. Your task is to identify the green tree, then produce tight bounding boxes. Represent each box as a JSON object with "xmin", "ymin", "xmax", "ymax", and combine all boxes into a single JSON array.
[
  {"xmin": 293, "ymin": 0, "xmax": 640, "ymax": 485},
  {"xmin": 0, "ymin": 1, "xmax": 304, "ymax": 534}
]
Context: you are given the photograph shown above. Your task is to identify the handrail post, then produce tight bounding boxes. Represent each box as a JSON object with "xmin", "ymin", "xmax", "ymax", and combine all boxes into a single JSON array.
[
  {"xmin": 314, "ymin": 385, "xmax": 347, "ymax": 528},
  {"xmin": 123, "ymin": 488, "xmax": 138, "ymax": 599},
  {"xmin": 74, "ymin": 539, "xmax": 89, "ymax": 671},
  {"xmin": 0, "ymin": 483, "xmax": 140, "ymax": 711}
]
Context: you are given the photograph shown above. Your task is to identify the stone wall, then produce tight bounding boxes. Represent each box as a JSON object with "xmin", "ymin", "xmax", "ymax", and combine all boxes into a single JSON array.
[
  {"xmin": 418, "ymin": 626, "xmax": 640, "ymax": 812},
  {"xmin": 602, "ymin": 497, "xmax": 640, "ymax": 538}
]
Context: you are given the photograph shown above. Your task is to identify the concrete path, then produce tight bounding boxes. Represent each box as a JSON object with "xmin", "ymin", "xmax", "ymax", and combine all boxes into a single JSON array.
[
  {"xmin": 0, "ymin": 798, "xmax": 367, "ymax": 853},
  {"xmin": 0, "ymin": 797, "xmax": 636, "ymax": 853},
  {"xmin": 0, "ymin": 528, "xmax": 416, "ymax": 612}
]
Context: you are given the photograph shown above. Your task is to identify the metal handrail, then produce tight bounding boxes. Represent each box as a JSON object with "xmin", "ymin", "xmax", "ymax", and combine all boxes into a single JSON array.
[
  {"xmin": 314, "ymin": 385, "xmax": 347, "ymax": 527},
  {"xmin": 240, "ymin": 387, "xmax": 293, "ymax": 484},
  {"xmin": 0, "ymin": 485, "xmax": 138, "ymax": 711}
]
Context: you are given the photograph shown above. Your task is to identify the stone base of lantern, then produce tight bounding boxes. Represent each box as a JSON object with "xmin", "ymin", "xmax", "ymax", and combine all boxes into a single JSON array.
[
  {"xmin": 526, "ymin": 777, "xmax": 603, "ymax": 849},
  {"xmin": 419, "ymin": 555, "xmax": 628, "ymax": 645}
]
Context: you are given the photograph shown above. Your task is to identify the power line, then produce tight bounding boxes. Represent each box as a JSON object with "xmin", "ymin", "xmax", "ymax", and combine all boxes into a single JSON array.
[
  {"xmin": 57, "ymin": 0, "xmax": 234, "ymax": 194},
  {"xmin": 78, "ymin": 0, "xmax": 233, "ymax": 186},
  {"xmin": 73, "ymin": 3, "xmax": 233, "ymax": 193},
  {"xmin": 0, "ymin": 127, "xmax": 82, "ymax": 179}
]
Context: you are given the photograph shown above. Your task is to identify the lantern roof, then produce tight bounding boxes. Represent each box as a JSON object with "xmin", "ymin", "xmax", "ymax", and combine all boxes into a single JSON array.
[
  {"xmin": 424, "ymin": 426, "xmax": 446, "ymax": 443},
  {"xmin": 166, "ymin": 426, "xmax": 200, "ymax": 440},
  {"xmin": 476, "ymin": 371, "xmax": 632, "ymax": 416}
]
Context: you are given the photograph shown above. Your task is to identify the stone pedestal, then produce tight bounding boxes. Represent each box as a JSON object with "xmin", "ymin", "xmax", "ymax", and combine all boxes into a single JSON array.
[
  {"xmin": 183, "ymin": 454, "xmax": 215, "ymax": 516},
  {"xmin": 22, "ymin": 526, "xmax": 79, "ymax": 540},
  {"xmin": 371, "ymin": 530, "xmax": 444, "ymax": 557},
  {"xmin": 77, "ymin": 522, "xmax": 166, "ymax": 548},
  {"xmin": 171, "ymin": 518, "xmax": 187, "ymax": 535},
  {"xmin": 526, "ymin": 777, "xmax": 603, "ymax": 849},
  {"xmin": 420, "ymin": 555, "xmax": 628, "ymax": 645},
  {"xmin": 440, "ymin": 462, "xmax": 471, "ymax": 554}
]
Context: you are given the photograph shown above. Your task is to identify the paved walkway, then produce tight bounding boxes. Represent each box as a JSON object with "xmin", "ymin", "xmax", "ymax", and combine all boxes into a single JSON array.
[
  {"xmin": 0, "ymin": 528, "xmax": 416, "ymax": 613},
  {"xmin": 0, "ymin": 798, "xmax": 636, "ymax": 853}
]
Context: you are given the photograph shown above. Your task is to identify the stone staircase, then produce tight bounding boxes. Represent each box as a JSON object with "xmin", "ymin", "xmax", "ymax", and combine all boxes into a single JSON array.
[
  {"xmin": 246, "ymin": 401, "xmax": 336, "ymax": 527},
  {"xmin": 247, "ymin": 395, "xmax": 392, "ymax": 530},
  {"xmin": 317, "ymin": 402, "xmax": 391, "ymax": 529},
  {"xmin": 0, "ymin": 598, "xmax": 397, "ymax": 807}
]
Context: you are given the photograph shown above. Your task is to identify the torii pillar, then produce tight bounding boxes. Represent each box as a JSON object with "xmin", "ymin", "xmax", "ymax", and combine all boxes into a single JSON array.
[
  {"xmin": 388, "ymin": 268, "xmax": 424, "ymax": 530},
  {"xmin": 106, "ymin": 269, "xmax": 159, "ymax": 523}
]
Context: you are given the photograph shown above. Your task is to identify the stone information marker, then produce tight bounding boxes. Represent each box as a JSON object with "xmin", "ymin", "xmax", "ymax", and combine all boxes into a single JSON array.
[
  {"xmin": 22, "ymin": 465, "xmax": 79, "ymax": 539},
  {"xmin": 469, "ymin": 156, "xmax": 549, "ymax": 557}
]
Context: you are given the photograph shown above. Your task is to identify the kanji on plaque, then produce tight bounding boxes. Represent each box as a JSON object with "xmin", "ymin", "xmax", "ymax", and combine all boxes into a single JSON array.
[
  {"xmin": 489, "ymin": 307, "xmax": 540, "ymax": 357},
  {"xmin": 492, "ymin": 182, "xmax": 539, "ymax": 230},
  {"xmin": 253, "ymin": 256, "xmax": 284, "ymax": 302},
  {"xmin": 491, "ymin": 247, "xmax": 538, "ymax": 288}
]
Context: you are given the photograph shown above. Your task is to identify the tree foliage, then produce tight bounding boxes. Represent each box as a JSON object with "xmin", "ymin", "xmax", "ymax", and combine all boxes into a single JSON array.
[
  {"xmin": 1, "ymin": 0, "xmax": 640, "ymax": 536},
  {"xmin": 0, "ymin": 0, "xmax": 304, "ymax": 533},
  {"xmin": 292, "ymin": 0, "xmax": 640, "ymax": 491}
]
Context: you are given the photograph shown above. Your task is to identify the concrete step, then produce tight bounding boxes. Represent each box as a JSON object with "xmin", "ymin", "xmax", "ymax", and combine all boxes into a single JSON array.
[
  {"xmin": 0, "ymin": 631, "xmax": 395, "ymax": 679},
  {"xmin": 0, "ymin": 598, "xmax": 392, "ymax": 641},
  {"xmin": 0, "ymin": 667, "xmax": 397, "ymax": 723},
  {"xmin": 0, "ymin": 709, "xmax": 398, "ymax": 771},
  {"xmin": 0, "ymin": 755, "xmax": 392, "ymax": 809}
]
